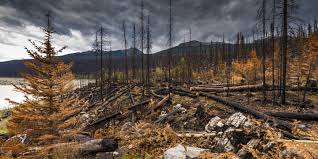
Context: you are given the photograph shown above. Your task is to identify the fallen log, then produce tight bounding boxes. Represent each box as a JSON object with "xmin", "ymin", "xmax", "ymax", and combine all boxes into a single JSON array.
[
  {"xmin": 288, "ymin": 86, "xmax": 318, "ymax": 92},
  {"xmin": 172, "ymin": 87, "xmax": 197, "ymax": 98},
  {"xmin": 101, "ymin": 89, "xmax": 128, "ymax": 107},
  {"xmin": 79, "ymin": 138, "xmax": 118, "ymax": 155},
  {"xmin": 276, "ymin": 139, "xmax": 318, "ymax": 144},
  {"xmin": 198, "ymin": 92, "xmax": 293, "ymax": 131},
  {"xmin": 190, "ymin": 84, "xmax": 264, "ymax": 92},
  {"xmin": 154, "ymin": 108, "xmax": 182, "ymax": 124},
  {"xmin": 265, "ymin": 111, "xmax": 318, "ymax": 121},
  {"xmin": 172, "ymin": 87, "xmax": 193, "ymax": 94},
  {"xmin": 63, "ymin": 109, "xmax": 82, "ymax": 122},
  {"xmin": 88, "ymin": 112, "xmax": 121, "ymax": 127},
  {"xmin": 172, "ymin": 90, "xmax": 197, "ymax": 98},
  {"xmin": 32, "ymin": 138, "xmax": 118, "ymax": 155},
  {"xmin": 128, "ymin": 100, "xmax": 151, "ymax": 110},
  {"xmin": 176, "ymin": 132, "xmax": 216, "ymax": 138},
  {"xmin": 146, "ymin": 94, "xmax": 171, "ymax": 115},
  {"xmin": 150, "ymin": 90, "xmax": 164, "ymax": 99}
]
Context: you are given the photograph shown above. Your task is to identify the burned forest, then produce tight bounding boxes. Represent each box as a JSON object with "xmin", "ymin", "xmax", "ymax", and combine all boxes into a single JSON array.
[{"xmin": 1, "ymin": 0, "xmax": 318, "ymax": 158}]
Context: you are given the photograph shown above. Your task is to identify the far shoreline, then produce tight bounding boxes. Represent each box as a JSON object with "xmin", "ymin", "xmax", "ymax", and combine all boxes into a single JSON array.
[{"xmin": 0, "ymin": 77, "xmax": 25, "ymax": 86}]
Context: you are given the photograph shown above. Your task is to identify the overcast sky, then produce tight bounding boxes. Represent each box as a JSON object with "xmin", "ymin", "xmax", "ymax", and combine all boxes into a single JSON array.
[{"xmin": 0, "ymin": 0, "xmax": 316, "ymax": 62}]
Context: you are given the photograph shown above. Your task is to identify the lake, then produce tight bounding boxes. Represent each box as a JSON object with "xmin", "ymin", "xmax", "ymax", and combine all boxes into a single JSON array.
[
  {"xmin": 0, "ymin": 78, "xmax": 94, "ymax": 110},
  {"xmin": 0, "ymin": 85, "xmax": 24, "ymax": 110}
]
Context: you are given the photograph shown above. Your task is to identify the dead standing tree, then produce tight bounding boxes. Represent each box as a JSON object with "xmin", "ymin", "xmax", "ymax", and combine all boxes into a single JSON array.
[
  {"xmin": 93, "ymin": 30, "xmax": 99, "ymax": 86},
  {"xmin": 277, "ymin": 0, "xmax": 299, "ymax": 104},
  {"xmin": 140, "ymin": 0, "xmax": 145, "ymax": 97},
  {"xmin": 188, "ymin": 27, "xmax": 193, "ymax": 81},
  {"xmin": 123, "ymin": 21, "xmax": 128, "ymax": 85},
  {"xmin": 98, "ymin": 27, "xmax": 112, "ymax": 101},
  {"xmin": 281, "ymin": 0, "xmax": 288, "ymax": 104},
  {"xmin": 168, "ymin": 0, "xmax": 174, "ymax": 101},
  {"xmin": 146, "ymin": 15, "xmax": 152, "ymax": 95},
  {"xmin": 108, "ymin": 36, "xmax": 112, "ymax": 85},
  {"xmin": 100, "ymin": 27, "xmax": 104, "ymax": 101},
  {"xmin": 257, "ymin": 0, "xmax": 267, "ymax": 102},
  {"xmin": 271, "ymin": 0, "xmax": 276, "ymax": 104},
  {"xmin": 132, "ymin": 24, "xmax": 137, "ymax": 81}
]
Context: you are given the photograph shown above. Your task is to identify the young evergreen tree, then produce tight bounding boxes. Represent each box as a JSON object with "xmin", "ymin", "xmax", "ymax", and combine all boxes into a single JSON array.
[{"xmin": 7, "ymin": 13, "xmax": 77, "ymax": 146}]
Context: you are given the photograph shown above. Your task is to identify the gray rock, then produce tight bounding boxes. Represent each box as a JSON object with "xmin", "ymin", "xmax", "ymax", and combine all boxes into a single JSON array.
[
  {"xmin": 205, "ymin": 116, "xmax": 224, "ymax": 133},
  {"xmin": 164, "ymin": 144, "xmax": 208, "ymax": 159},
  {"xmin": 164, "ymin": 144, "xmax": 186, "ymax": 159},
  {"xmin": 225, "ymin": 113, "xmax": 247, "ymax": 128},
  {"xmin": 173, "ymin": 104, "xmax": 187, "ymax": 113},
  {"xmin": 186, "ymin": 146, "xmax": 209, "ymax": 158}
]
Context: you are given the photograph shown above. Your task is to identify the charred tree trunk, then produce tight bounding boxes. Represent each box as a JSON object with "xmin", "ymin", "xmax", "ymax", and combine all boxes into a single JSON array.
[
  {"xmin": 281, "ymin": 0, "xmax": 288, "ymax": 104},
  {"xmin": 262, "ymin": 0, "xmax": 267, "ymax": 102},
  {"xmin": 132, "ymin": 24, "xmax": 137, "ymax": 80},
  {"xmin": 100, "ymin": 27, "xmax": 104, "ymax": 101},
  {"xmin": 271, "ymin": 0, "xmax": 276, "ymax": 104}
]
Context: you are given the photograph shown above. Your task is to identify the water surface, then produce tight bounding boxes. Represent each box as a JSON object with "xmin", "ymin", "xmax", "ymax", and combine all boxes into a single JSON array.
[
  {"xmin": 0, "ymin": 78, "xmax": 93, "ymax": 110},
  {"xmin": 0, "ymin": 85, "xmax": 24, "ymax": 110}
]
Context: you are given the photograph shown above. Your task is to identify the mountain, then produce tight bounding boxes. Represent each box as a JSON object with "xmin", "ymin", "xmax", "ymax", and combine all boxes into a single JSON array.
[
  {"xmin": 0, "ymin": 48, "xmax": 142, "ymax": 77},
  {"xmin": 0, "ymin": 41, "xmax": 253, "ymax": 77},
  {"xmin": 154, "ymin": 40, "xmax": 245, "ymax": 56}
]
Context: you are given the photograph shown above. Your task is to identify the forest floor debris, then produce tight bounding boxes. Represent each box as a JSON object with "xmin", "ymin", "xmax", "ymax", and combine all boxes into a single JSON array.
[{"xmin": 1, "ymin": 82, "xmax": 318, "ymax": 158}]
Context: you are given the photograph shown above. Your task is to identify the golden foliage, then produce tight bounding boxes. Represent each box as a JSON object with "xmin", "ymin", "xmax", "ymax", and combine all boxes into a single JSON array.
[{"xmin": 233, "ymin": 49, "xmax": 261, "ymax": 83}]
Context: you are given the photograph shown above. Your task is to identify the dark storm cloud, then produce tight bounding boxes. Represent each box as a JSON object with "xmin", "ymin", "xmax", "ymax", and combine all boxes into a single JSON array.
[{"xmin": 0, "ymin": 0, "xmax": 317, "ymax": 51}]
